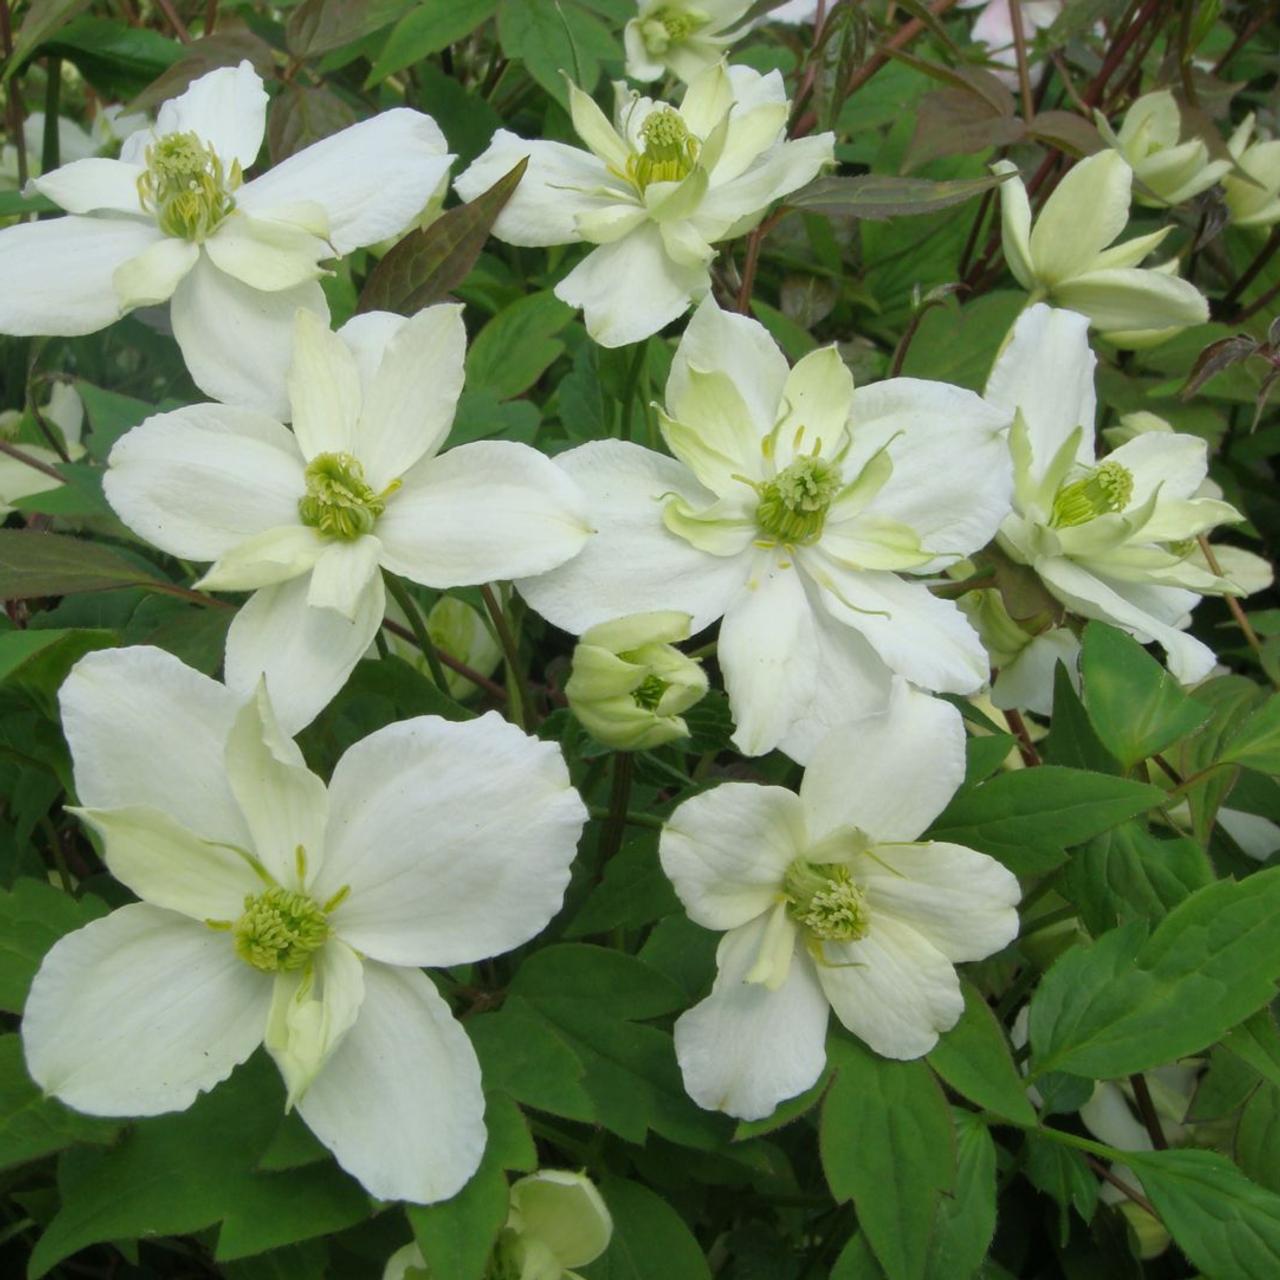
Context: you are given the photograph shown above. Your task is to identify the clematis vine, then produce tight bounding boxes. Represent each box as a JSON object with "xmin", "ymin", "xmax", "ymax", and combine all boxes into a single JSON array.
[
  {"xmin": 455, "ymin": 63, "xmax": 833, "ymax": 346},
  {"xmin": 987, "ymin": 304, "xmax": 1246, "ymax": 686},
  {"xmin": 660, "ymin": 683, "xmax": 1020, "ymax": 1120},
  {"xmin": 624, "ymin": 1, "xmax": 753, "ymax": 83},
  {"xmin": 519, "ymin": 297, "xmax": 1012, "ymax": 761},
  {"xmin": 103, "ymin": 305, "xmax": 591, "ymax": 732},
  {"xmin": 0, "ymin": 62, "xmax": 453, "ymax": 417},
  {"xmin": 22, "ymin": 646, "xmax": 588, "ymax": 1203}
]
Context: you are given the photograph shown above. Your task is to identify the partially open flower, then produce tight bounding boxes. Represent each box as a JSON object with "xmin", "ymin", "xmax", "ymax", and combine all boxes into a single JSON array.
[
  {"xmin": 624, "ymin": 1, "xmax": 753, "ymax": 83},
  {"xmin": 1224, "ymin": 113, "xmax": 1280, "ymax": 229}
]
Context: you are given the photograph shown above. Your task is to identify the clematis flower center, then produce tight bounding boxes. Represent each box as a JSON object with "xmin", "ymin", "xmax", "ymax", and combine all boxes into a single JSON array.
[
  {"xmin": 627, "ymin": 108, "xmax": 700, "ymax": 191},
  {"xmin": 640, "ymin": 6, "xmax": 707, "ymax": 53},
  {"xmin": 783, "ymin": 858, "xmax": 870, "ymax": 942},
  {"xmin": 755, "ymin": 455, "xmax": 842, "ymax": 546},
  {"xmin": 1050, "ymin": 460, "xmax": 1134, "ymax": 528},
  {"xmin": 234, "ymin": 887, "xmax": 330, "ymax": 972},
  {"xmin": 297, "ymin": 451, "xmax": 400, "ymax": 541},
  {"xmin": 632, "ymin": 673, "xmax": 670, "ymax": 710},
  {"xmin": 137, "ymin": 131, "xmax": 240, "ymax": 242}
]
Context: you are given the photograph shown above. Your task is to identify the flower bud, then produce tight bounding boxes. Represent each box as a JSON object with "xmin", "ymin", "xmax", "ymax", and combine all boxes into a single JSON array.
[
  {"xmin": 383, "ymin": 595, "xmax": 503, "ymax": 702},
  {"xmin": 566, "ymin": 611, "xmax": 707, "ymax": 751}
]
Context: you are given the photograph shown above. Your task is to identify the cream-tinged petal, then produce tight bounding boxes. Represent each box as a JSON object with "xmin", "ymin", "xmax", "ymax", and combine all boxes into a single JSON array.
[
  {"xmin": 112, "ymin": 236, "xmax": 199, "ymax": 308},
  {"xmin": 854, "ymin": 841, "xmax": 1020, "ymax": 961},
  {"xmin": 674, "ymin": 916, "xmax": 828, "ymax": 1120},
  {"xmin": 288, "ymin": 307, "xmax": 363, "ymax": 462},
  {"xmin": 993, "ymin": 161, "xmax": 1036, "ymax": 288},
  {"xmin": 991, "ymin": 627, "xmax": 1080, "ymax": 717},
  {"xmin": 695, "ymin": 134, "xmax": 834, "ymax": 236},
  {"xmin": 817, "ymin": 915, "xmax": 964, "ymax": 1059},
  {"xmin": 378, "ymin": 441, "xmax": 590, "ymax": 587},
  {"xmin": 156, "ymin": 60, "xmax": 267, "ymax": 171},
  {"xmin": 297, "ymin": 962, "xmax": 484, "ymax": 1204},
  {"xmin": 203, "ymin": 213, "xmax": 328, "ymax": 292},
  {"xmin": 265, "ymin": 939, "xmax": 364, "ymax": 1108},
  {"xmin": 0, "ymin": 215, "xmax": 162, "ymax": 335},
  {"xmin": 510, "ymin": 1170, "xmax": 614, "ymax": 1269},
  {"xmin": 32, "ymin": 157, "xmax": 146, "ymax": 215},
  {"xmin": 1052, "ymin": 267, "xmax": 1209, "ymax": 333},
  {"xmin": 60, "ymin": 646, "xmax": 249, "ymax": 847},
  {"xmin": 105, "ymin": 402, "xmax": 306, "ymax": 561},
  {"xmin": 1106, "ymin": 430, "xmax": 1209, "ymax": 506},
  {"xmin": 1089, "ymin": 226, "xmax": 1175, "ymax": 271},
  {"xmin": 770, "ymin": 346, "xmax": 855, "ymax": 467},
  {"xmin": 351, "ymin": 303, "xmax": 466, "ymax": 488},
  {"xmin": 568, "ymin": 81, "xmax": 631, "ymax": 170},
  {"xmin": 658, "ymin": 382, "xmax": 763, "ymax": 495},
  {"xmin": 22, "ymin": 903, "xmax": 271, "ymax": 1115},
  {"xmin": 197, "ymin": 525, "xmax": 326, "ymax": 593},
  {"xmin": 223, "ymin": 571, "xmax": 386, "ymax": 735},
  {"xmin": 800, "ymin": 683, "xmax": 966, "ymax": 844},
  {"xmin": 224, "ymin": 682, "xmax": 329, "ymax": 890},
  {"xmin": 171, "ymin": 254, "xmax": 328, "ymax": 419},
  {"xmin": 659, "ymin": 781, "xmax": 807, "ymax": 929},
  {"xmin": 557, "ymin": 225, "xmax": 709, "ymax": 347},
  {"xmin": 307, "ymin": 537, "xmax": 382, "ymax": 620},
  {"xmin": 313, "ymin": 711, "xmax": 585, "ymax": 966},
  {"xmin": 1030, "ymin": 150, "xmax": 1133, "ymax": 283}
]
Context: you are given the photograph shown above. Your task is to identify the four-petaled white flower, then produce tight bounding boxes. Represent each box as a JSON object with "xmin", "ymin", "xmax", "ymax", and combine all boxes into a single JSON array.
[
  {"xmin": 988, "ymin": 304, "xmax": 1245, "ymax": 685},
  {"xmin": 994, "ymin": 149, "xmax": 1209, "ymax": 346},
  {"xmin": 519, "ymin": 297, "xmax": 1012, "ymax": 761},
  {"xmin": 624, "ymin": 1, "xmax": 753, "ymax": 84},
  {"xmin": 455, "ymin": 63, "xmax": 833, "ymax": 347},
  {"xmin": 0, "ymin": 62, "xmax": 453, "ymax": 417},
  {"xmin": 23, "ymin": 646, "xmax": 588, "ymax": 1203},
  {"xmin": 103, "ymin": 305, "xmax": 591, "ymax": 734},
  {"xmin": 660, "ymin": 683, "xmax": 1020, "ymax": 1120}
]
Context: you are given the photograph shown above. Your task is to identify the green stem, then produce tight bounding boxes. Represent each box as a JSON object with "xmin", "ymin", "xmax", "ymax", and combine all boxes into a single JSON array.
[
  {"xmin": 481, "ymin": 583, "xmax": 532, "ymax": 730},
  {"xmin": 587, "ymin": 804, "xmax": 662, "ymax": 831},
  {"xmin": 40, "ymin": 816, "xmax": 73, "ymax": 895},
  {"xmin": 619, "ymin": 339, "xmax": 648, "ymax": 442},
  {"xmin": 598, "ymin": 752, "xmax": 634, "ymax": 866},
  {"xmin": 41, "ymin": 59, "xmax": 60, "ymax": 176},
  {"xmin": 384, "ymin": 572, "xmax": 448, "ymax": 693}
]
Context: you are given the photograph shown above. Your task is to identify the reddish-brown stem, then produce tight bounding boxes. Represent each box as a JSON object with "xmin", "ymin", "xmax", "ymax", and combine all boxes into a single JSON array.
[
  {"xmin": 1005, "ymin": 707, "xmax": 1042, "ymax": 767},
  {"xmin": 1081, "ymin": 0, "xmax": 1165, "ymax": 109},
  {"xmin": 381, "ymin": 616, "xmax": 509, "ymax": 701},
  {"xmin": 1084, "ymin": 1156, "xmax": 1160, "ymax": 1218},
  {"xmin": 1197, "ymin": 536, "xmax": 1270, "ymax": 677},
  {"xmin": 153, "ymin": 0, "xmax": 192, "ymax": 43},
  {"xmin": 0, "ymin": 0, "xmax": 29, "ymax": 192},
  {"xmin": 0, "ymin": 438, "xmax": 64, "ymax": 483},
  {"xmin": 1219, "ymin": 226, "xmax": 1280, "ymax": 315},
  {"xmin": 1006, "ymin": 0, "xmax": 1035, "ymax": 124},
  {"xmin": 1129, "ymin": 1074, "xmax": 1169, "ymax": 1150}
]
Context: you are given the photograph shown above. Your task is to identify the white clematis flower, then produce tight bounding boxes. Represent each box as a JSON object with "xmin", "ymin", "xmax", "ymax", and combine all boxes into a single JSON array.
[
  {"xmin": 993, "ymin": 150, "xmax": 1209, "ymax": 345},
  {"xmin": 988, "ymin": 304, "xmax": 1245, "ymax": 685},
  {"xmin": 1224, "ymin": 113, "xmax": 1280, "ymax": 229},
  {"xmin": 23, "ymin": 646, "xmax": 588, "ymax": 1203},
  {"xmin": 455, "ymin": 63, "xmax": 833, "ymax": 347},
  {"xmin": 625, "ymin": 1, "xmax": 753, "ymax": 83},
  {"xmin": 660, "ymin": 683, "xmax": 1021, "ymax": 1120},
  {"xmin": 385, "ymin": 1168, "xmax": 613, "ymax": 1279},
  {"xmin": 519, "ymin": 297, "xmax": 1012, "ymax": 761},
  {"xmin": 103, "ymin": 305, "xmax": 591, "ymax": 733},
  {"xmin": 0, "ymin": 62, "xmax": 454, "ymax": 418}
]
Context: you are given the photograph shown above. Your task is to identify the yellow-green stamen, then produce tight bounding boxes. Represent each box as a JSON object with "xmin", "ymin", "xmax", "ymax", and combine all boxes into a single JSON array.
[
  {"xmin": 632, "ymin": 673, "xmax": 670, "ymax": 710},
  {"xmin": 136, "ymin": 131, "xmax": 240, "ymax": 242},
  {"xmin": 1051, "ymin": 460, "xmax": 1134, "ymax": 528},
  {"xmin": 755, "ymin": 455, "xmax": 842, "ymax": 546},
  {"xmin": 784, "ymin": 858, "xmax": 870, "ymax": 942},
  {"xmin": 233, "ymin": 887, "xmax": 330, "ymax": 972},
  {"xmin": 640, "ymin": 6, "xmax": 706, "ymax": 54},
  {"xmin": 626, "ymin": 108, "xmax": 700, "ymax": 192},
  {"xmin": 297, "ymin": 451, "xmax": 399, "ymax": 541}
]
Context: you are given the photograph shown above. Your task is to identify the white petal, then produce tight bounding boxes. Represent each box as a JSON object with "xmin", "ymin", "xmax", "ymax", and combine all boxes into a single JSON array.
[
  {"xmin": 993, "ymin": 161, "xmax": 1035, "ymax": 288},
  {"xmin": 224, "ymin": 682, "xmax": 329, "ymax": 889},
  {"xmin": 224, "ymin": 571, "xmax": 387, "ymax": 735},
  {"xmin": 800, "ymin": 683, "xmax": 966, "ymax": 843},
  {"xmin": 288, "ymin": 308, "xmax": 363, "ymax": 462},
  {"xmin": 337, "ymin": 310, "xmax": 407, "ymax": 394},
  {"xmin": 156, "ymin": 60, "xmax": 267, "ymax": 171},
  {"xmin": 816, "ymin": 915, "xmax": 964, "ymax": 1059},
  {"xmin": 659, "ymin": 781, "xmax": 806, "ymax": 930},
  {"xmin": 297, "ymin": 961, "xmax": 485, "ymax": 1204},
  {"xmin": 72, "ymin": 805, "xmax": 261, "ymax": 922},
  {"xmin": 516, "ymin": 440, "xmax": 748, "ymax": 635},
  {"xmin": 265, "ymin": 939, "xmax": 364, "ymax": 1108},
  {"xmin": 238, "ymin": 109, "xmax": 452, "ymax": 255},
  {"xmin": 32, "ymin": 157, "xmax": 145, "ymax": 215},
  {"xmin": 510, "ymin": 1171, "xmax": 613, "ymax": 1269},
  {"xmin": 666, "ymin": 293, "xmax": 787, "ymax": 443},
  {"xmin": 454, "ymin": 132, "xmax": 623, "ymax": 246},
  {"xmin": 170, "ymin": 253, "xmax": 328, "ymax": 419},
  {"xmin": 112, "ymin": 236, "xmax": 199, "ymax": 308},
  {"xmin": 696, "ymin": 134, "xmax": 834, "ymax": 234},
  {"xmin": 984, "ymin": 304, "xmax": 1096, "ymax": 494},
  {"xmin": 674, "ymin": 917, "xmax": 828, "ymax": 1120},
  {"xmin": 556, "ymin": 225, "xmax": 708, "ymax": 347},
  {"xmin": 312, "ymin": 711, "xmax": 586, "ymax": 966},
  {"xmin": 771, "ymin": 346, "xmax": 855, "ymax": 465},
  {"xmin": 991, "ymin": 627, "xmax": 1080, "ymax": 717},
  {"xmin": 1106, "ymin": 430, "xmax": 1208, "ymax": 506},
  {"xmin": 105, "ymin": 402, "xmax": 306, "ymax": 561},
  {"xmin": 22, "ymin": 903, "xmax": 270, "ymax": 1116},
  {"xmin": 807, "ymin": 555, "xmax": 990, "ymax": 694},
  {"xmin": 0, "ymin": 215, "xmax": 161, "ymax": 335},
  {"xmin": 378, "ymin": 441, "xmax": 591, "ymax": 588},
  {"xmin": 352, "ymin": 303, "xmax": 467, "ymax": 489},
  {"xmin": 197, "ymin": 524, "xmax": 326, "ymax": 593},
  {"xmin": 59, "ymin": 646, "xmax": 249, "ymax": 848},
  {"xmin": 1052, "ymin": 267, "xmax": 1208, "ymax": 333},
  {"xmin": 307, "ymin": 537, "xmax": 382, "ymax": 620},
  {"xmin": 203, "ymin": 213, "xmax": 328, "ymax": 292},
  {"xmin": 854, "ymin": 841, "xmax": 1020, "ymax": 961},
  {"xmin": 1029, "ymin": 150, "xmax": 1132, "ymax": 283}
]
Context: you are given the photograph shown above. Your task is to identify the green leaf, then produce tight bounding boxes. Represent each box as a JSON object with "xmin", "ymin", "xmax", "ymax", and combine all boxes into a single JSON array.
[
  {"xmin": 927, "ymin": 766, "xmax": 1168, "ymax": 875},
  {"xmin": 496, "ymin": 0, "xmax": 619, "ymax": 103},
  {"xmin": 286, "ymin": 0, "xmax": 416, "ymax": 58},
  {"xmin": 0, "ymin": 1033, "xmax": 118, "ymax": 1170},
  {"xmin": 1023, "ymin": 1136, "xmax": 1098, "ymax": 1246},
  {"xmin": 407, "ymin": 1137, "xmax": 510, "ymax": 1280},
  {"xmin": 466, "ymin": 291, "xmax": 575, "ymax": 400},
  {"xmin": 1237, "ymin": 1084, "xmax": 1280, "ymax": 1194},
  {"xmin": 1125, "ymin": 1148, "xmax": 1280, "ymax": 1278},
  {"xmin": 928, "ymin": 982, "xmax": 1035, "ymax": 1126},
  {"xmin": 566, "ymin": 833, "xmax": 681, "ymax": 938},
  {"xmin": 0, "ymin": 627, "xmax": 112, "ymax": 685},
  {"xmin": 266, "ymin": 85, "xmax": 357, "ymax": 163},
  {"xmin": 1222, "ymin": 694, "xmax": 1280, "ymax": 774},
  {"xmin": 1224, "ymin": 1010, "xmax": 1280, "ymax": 1092},
  {"xmin": 1081, "ymin": 623, "xmax": 1210, "ymax": 767},
  {"xmin": 127, "ymin": 31, "xmax": 275, "ymax": 114},
  {"xmin": 1043, "ymin": 659, "xmax": 1119, "ymax": 774},
  {"xmin": 1030, "ymin": 867, "xmax": 1280, "ymax": 1079},
  {"xmin": 787, "ymin": 172, "xmax": 1011, "ymax": 220},
  {"xmin": 0, "ymin": 879, "xmax": 109, "ymax": 1014},
  {"xmin": 42, "ymin": 16, "xmax": 182, "ymax": 99},
  {"xmin": 0, "ymin": 189, "xmax": 56, "ymax": 217},
  {"xmin": 4, "ymin": 0, "xmax": 93, "ymax": 79},
  {"xmin": 923, "ymin": 1112, "xmax": 997, "ymax": 1280},
  {"xmin": 357, "ymin": 158, "xmax": 528, "ymax": 316},
  {"xmin": 580, "ymin": 1177, "xmax": 711, "ymax": 1280},
  {"xmin": 366, "ymin": 0, "xmax": 499, "ymax": 85},
  {"xmin": 482, "ymin": 1091, "xmax": 537, "ymax": 1173},
  {"xmin": 1174, "ymin": 674, "xmax": 1263, "ymax": 841},
  {"xmin": 0, "ymin": 530, "xmax": 166, "ymax": 600},
  {"xmin": 820, "ymin": 1036, "xmax": 955, "ymax": 1280}
]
